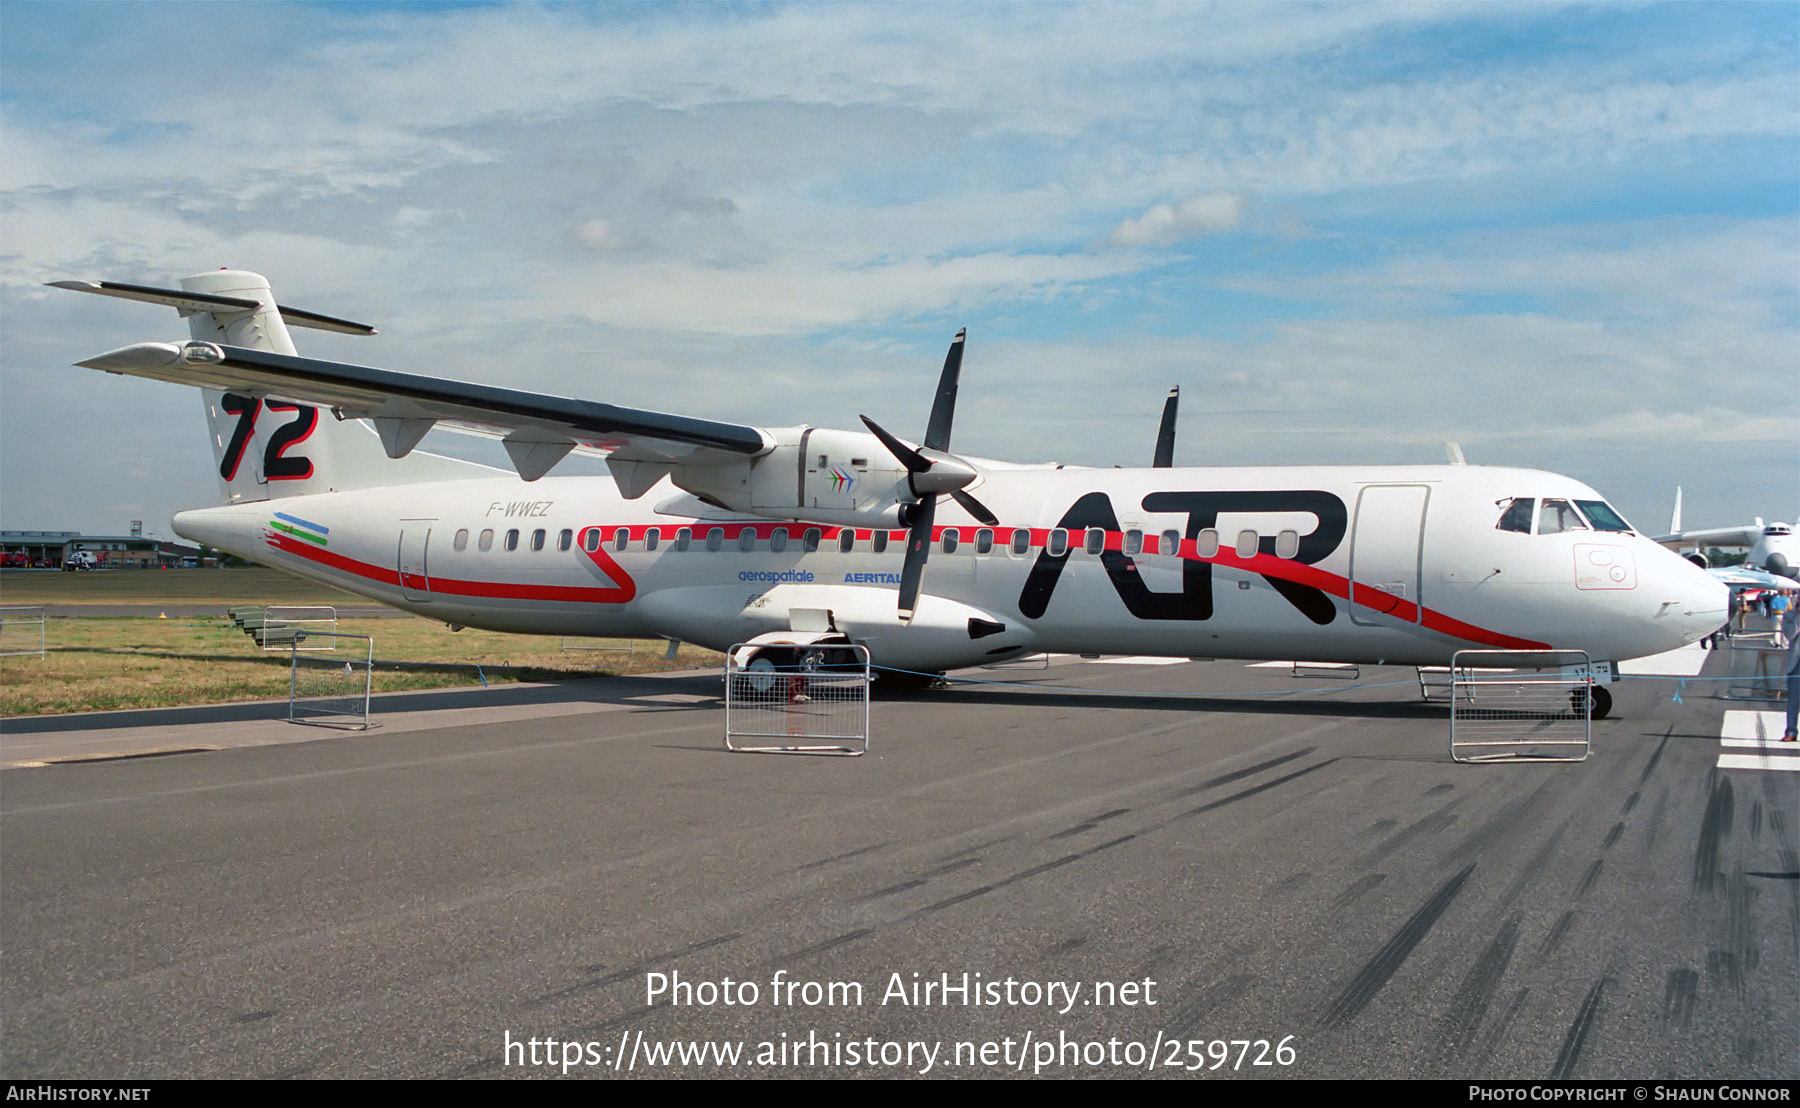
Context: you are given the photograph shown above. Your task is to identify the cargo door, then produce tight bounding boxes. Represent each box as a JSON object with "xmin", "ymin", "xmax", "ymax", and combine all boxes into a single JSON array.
[{"xmin": 1349, "ymin": 485, "xmax": 1428, "ymax": 626}]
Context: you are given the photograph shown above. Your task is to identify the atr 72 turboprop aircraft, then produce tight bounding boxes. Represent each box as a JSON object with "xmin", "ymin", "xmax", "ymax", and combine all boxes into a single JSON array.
[{"xmin": 54, "ymin": 270, "xmax": 1727, "ymax": 718}]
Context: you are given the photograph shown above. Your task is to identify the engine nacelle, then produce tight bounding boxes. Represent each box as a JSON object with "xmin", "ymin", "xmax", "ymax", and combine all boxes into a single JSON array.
[{"xmin": 670, "ymin": 426, "xmax": 914, "ymax": 529}]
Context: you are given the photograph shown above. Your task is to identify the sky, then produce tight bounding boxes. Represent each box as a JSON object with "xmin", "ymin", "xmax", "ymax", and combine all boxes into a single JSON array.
[{"xmin": 2, "ymin": 0, "xmax": 1796, "ymax": 543}]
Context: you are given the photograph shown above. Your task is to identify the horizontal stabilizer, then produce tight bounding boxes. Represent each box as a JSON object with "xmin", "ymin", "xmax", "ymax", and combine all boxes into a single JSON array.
[{"xmin": 49, "ymin": 280, "xmax": 377, "ymax": 335}]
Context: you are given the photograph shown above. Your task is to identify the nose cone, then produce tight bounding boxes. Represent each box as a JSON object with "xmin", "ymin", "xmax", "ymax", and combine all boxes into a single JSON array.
[{"xmin": 1655, "ymin": 550, "xmax": 1731, "ymax": 650}]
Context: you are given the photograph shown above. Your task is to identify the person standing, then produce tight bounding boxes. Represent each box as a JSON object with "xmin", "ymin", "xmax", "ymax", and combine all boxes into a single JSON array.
[{"xmin": 1781, "ymin": 594, "xmax": 1798, "ymax": 742}]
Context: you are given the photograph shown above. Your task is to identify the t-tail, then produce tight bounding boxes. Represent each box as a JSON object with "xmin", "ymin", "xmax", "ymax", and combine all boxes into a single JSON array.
[{"xmin": 57, "ymin": 270, "xmax": 494, "ymax": 503}]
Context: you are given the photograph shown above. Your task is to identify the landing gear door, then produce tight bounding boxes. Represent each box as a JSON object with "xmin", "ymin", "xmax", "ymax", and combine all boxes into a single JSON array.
[
  {"xmin": 1350, "ymin": 485, "xmax": 1428, "ymax": 626},
  {"xmin": 398, "ymin": 523, "xmax": 433, "ymax": 601}
]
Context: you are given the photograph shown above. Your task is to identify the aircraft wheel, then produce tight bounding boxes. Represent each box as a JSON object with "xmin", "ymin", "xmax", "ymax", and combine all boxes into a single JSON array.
[
  {"xmin": 1570, "ymin": 685, "xmax": 1612, "ymax": 720},
  {"xmin": 734, "ymin": 653, "xmax": 786, "ymax": 698}
]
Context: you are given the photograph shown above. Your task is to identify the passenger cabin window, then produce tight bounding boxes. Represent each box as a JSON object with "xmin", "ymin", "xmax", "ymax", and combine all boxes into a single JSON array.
[
  {"xmin": 838, "ymin": 530, "xmax": 855, "ymax": 553},
  {"xmin": 1048, "ymin": 529, "xmax": 1068, "ymax": 557},
  {"xmin": 1124, "ymin": 530, "xmax": 1143, "ymax": 556},
  {"xmin": 1235, "ymin": 530, "xmax": 1259, "ymax": 559},
  {"xmin": 1276, "ymin": 529, "xmax": 1300, "ymax": 560},
  {"xmin": 803, "ymin": 528, "xmax": 821, "ymax": 552},
  {"xmin": 479, "ymin": 529, "xmax": 494, "ymax": 552},
  {"xmin": 1196, "ymin": 529, "xmax": 1220, "ymax": 558},
  {"xmin": 675, "ymin": 527, "xmax": 692, "ymax": 552},
  {"xmin": 645, "ymin": 527, "xmax": 660, "ymax": 551},
  {"xmin": 504, "ymin": 529, "xmax": 519, "ymax": 552},
  {"xmin": 582, "ymin": 529, "xmax": 600, "ymax": 553},
  {"xmin": 769, "ymin": 528, "xmax": 788, "ymax": 553},
  {"xmin": 976, "ymin": 528, "xmax": 994, "ymax": 555},
  {"xmin": 1085, "ymin": 528, "xmax": 1105, "ymax": 555},
  {"xmin": 941, "ymin": 528, "xmax": 959, "ymax": 554},
  {"xmin": 1160, "ymin": 529, "xmax": 1180, "ymax": 556},
  {"xmin": 1538, "ymin": 499, "xmax": 1588, "ymax": 535},
  {"xmin": 1011, "ymin": 530, "xmax": 1031, "ymax": 555},
  {"xmin": 530, "ymin": 528, "xmax": 546, "ymax": 552},
  {"xmin": 872, "ymin": 531, "xmax": 889, "ymax": 554},
  {"xmin": 706, "ymin": 527, "xmax": 724, "ymax": 552},
  {"xmin": 613, "ymin": 530, "xmax": 629, "ymax": 552},
  {"xmin": 739, "ymin": 530, "xmax": 756, "ymax": 552},
  {"xmin": 558, "ymin": 529, "xmax": 572, "ymax": 552},
  {"xmin": 453, "ymin": 529, "xmax": 469, "ymax": 552},
  {"xmin": 1496, "ymin": 498, "xmax": 1535, "ymax": 533}
]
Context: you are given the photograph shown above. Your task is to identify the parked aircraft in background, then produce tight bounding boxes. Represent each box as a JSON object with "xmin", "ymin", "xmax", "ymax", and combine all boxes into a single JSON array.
[
  {"xmin": 1655, "ymin": 487, "xmax": 1799, "ymax": 582},
  {"xmin": 54, "ymin": 270, "xmax": 1728, "ymax": 718}
]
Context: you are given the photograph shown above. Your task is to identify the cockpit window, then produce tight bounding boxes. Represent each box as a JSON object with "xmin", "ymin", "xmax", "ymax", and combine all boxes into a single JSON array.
[
  {"xmin": 1574, "ymin": 500, "xmax": 1632, "ymax": 533},
  {"xmin": 1496, "ymin": 498, "xmax": 1535, "ymax": 533},
  {"xmin": 1537, "ymin": 498, "xmax": 1589, "ymax": 535}
]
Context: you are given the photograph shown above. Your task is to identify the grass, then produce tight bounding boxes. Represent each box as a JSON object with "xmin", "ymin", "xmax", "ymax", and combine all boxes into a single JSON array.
[
  {"xmin": 0, "ymin": 566, "xmax": 363, "ymax": 607},
  {"xmin": 0, "ymin": 567, "xmax": 720, "ymax": 716}
]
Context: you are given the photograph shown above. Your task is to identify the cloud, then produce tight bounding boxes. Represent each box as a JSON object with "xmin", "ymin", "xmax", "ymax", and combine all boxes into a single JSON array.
[
  {"xmin": 573, "ymin": 218, "xmax": 623, "ymax": 251},
  {"xmin": 1107, "ymin": 193, "xmax": 1245, "ymax": 247}
]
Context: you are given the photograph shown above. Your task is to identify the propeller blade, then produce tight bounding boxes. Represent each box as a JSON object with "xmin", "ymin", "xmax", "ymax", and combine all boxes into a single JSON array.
[
  {"xmin": 859, "ymin": 415, "xmax": 930, "ymax": 475},
  {"xmin": 897, "ymin": 495, "xmax": 936, "ymax": 623},
  {"xmin": 1153, "ymin": 385, "xmax": 1178, "ymax": 468},
  {"xmin": 923, "ymin": 328, "xmax": 966, "ymax": 452},
  {"xmin": 950, "ymin": 488, "xmax": 999, "ymax": 527}
]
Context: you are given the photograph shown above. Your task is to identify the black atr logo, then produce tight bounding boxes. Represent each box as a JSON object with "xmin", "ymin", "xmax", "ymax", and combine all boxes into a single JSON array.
[{"xmin": 1018, "ymin": 490, "xmax": 1348, "ymax": 624}]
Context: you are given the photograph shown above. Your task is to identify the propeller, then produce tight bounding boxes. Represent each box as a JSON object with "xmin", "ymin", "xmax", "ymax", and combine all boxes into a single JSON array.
[
  {"xmin": 1152, "ymin": 385, "xmax": 1179, "ymax": 468},
  {"xmin": 859, "ymin": 328, "xmax": 998, "ymax": 622}
]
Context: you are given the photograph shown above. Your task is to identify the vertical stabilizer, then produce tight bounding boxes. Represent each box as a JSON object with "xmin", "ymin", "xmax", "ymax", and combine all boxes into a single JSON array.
[{"xmin": 57, "ymin": 269, "xmax": 502, "ymax": 505}]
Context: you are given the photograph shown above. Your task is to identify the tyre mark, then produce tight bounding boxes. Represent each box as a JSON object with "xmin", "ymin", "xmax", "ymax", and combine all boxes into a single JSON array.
[
  {"xmin": 1637, "ymin": 730, "xmax": 1671, "ymax": 785},
  {"xmin": 1548, "ymin": 975, "xmax": 1610, "ymax": 1079},
  {"xmin": 1167, "ymin": 748, "xmax": 1315, "ymax": 799},
  {"xmin": 1692, "ymin": 773, "xmax": 1734, "ymax": 894},
  {"xmin": 1048, "ymin": 807, "xmax": 1131, "ymax": 840},
  {"xmin": 1537, "ymin": 910, "xmax": 1577, "ymax": 961},
  {"xmin": 1660, "ymin": 967, "xmax": 1698, "ymax": 1029},
  {"xmin": 1331, "ymin": 873, "xmax": 1388, "ymax": 914},
  {"xmin": 1574, "ymin": 859, "xmax": 1604, "ymax": 899},
  {"xmin": 1432, "ymin": 914, "xmax": 1521, "ymax": 1067},
  {"xmin": 1319, "ymin": 863, "xmax": 1476, "ymax": 1028}
]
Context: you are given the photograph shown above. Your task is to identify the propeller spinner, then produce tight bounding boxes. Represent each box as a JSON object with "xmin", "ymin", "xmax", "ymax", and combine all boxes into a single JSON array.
[{"xmin": 859, "ymin": 328, "xmax": 997, "ymax": 623}]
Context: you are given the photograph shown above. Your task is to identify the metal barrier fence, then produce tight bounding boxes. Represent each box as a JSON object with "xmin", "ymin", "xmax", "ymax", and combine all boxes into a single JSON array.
[
  {"xmin": 1725, "ymin": 633, "xmax": 1785, "ymax": 701},
  {"xmin": 724, "ymin": 643, "xmax": 870, "ymax": 755},
  {"xmin": 1449, "ymin": 649, "xmax": 1592, "ymax": 763},
  {"xmin": 263, "ymin": 606, "xmax": 339, "ymax": 652},
  {"xmin": 0, "ymin": 607, "xmax": 46, "ymax": 659},
  {"xmin": 1417, "ymin": 667, "xmax": 1454, "ymax": 702},
  {"xmin": 288, "ymin": 631, "xmax": 377, "ymax": 730}
]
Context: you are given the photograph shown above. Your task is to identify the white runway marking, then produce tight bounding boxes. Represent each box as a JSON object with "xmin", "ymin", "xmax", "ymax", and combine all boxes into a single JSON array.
[
  {"xmin": 1716, "ymin": 710, "xmax": 1799, "ymax": 771},
  {"xmin": 1086, "ymin": 656, "xmax": 1191, "ymax": 666},
  {"xmin": 1619, "ymin": 643, "xmax": 1709, "ymax": 677}
]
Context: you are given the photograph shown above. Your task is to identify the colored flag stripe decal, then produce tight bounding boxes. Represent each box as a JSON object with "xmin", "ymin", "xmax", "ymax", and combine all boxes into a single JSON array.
[{"xmin": 274, "ymin": 511, "xmax": 329, "ymax": 535}]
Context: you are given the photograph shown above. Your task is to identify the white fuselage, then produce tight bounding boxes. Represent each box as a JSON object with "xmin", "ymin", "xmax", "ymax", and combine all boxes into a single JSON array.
[{"xmin": 174, "ymin": 462, "xmax": 1728, "ymax": 675}]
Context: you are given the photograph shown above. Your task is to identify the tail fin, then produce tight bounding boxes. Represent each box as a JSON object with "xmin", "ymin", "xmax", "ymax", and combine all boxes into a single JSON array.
[
  {"xmin": 57, "ymin": 270, "xmax": 497, "ymax": 503},
  {"xmin": 1669, "ymin": 486, "xmax": 1683, "ymax": 535}
]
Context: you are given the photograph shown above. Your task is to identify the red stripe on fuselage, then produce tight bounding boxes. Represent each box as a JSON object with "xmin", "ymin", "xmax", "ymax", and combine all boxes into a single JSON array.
[
  {"xmin": 269, "ymin": 532, "xmax": 635, "ymax": 604},
  {"xmin": 269, "ymin": 520, "xmax": 1544, "ymax": 648}
]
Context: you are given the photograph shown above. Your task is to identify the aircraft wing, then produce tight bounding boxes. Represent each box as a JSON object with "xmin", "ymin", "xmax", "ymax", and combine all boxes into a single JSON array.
[
  {"xmin": 1652, "ymin": 525, "xmax": 1764, "ymax": 549},
  {"xmin": 1708, "ymin": 565, "xmax": 1794, "ymax": 590},
  {"xmin": 76, "ymin": 340, "xmax": 772, "ymax": 481}
]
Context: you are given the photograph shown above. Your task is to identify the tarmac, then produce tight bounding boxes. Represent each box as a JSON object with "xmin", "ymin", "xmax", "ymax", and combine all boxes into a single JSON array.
[{"xmin": 2, "ymin": 643, "xmax": 1795, "ymax": 1079}]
